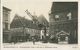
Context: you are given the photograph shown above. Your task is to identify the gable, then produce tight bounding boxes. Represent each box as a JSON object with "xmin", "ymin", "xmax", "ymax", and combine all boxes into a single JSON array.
[{"xmin": 56, "ymin": 30, "xmax": 69, "ymax": 36}]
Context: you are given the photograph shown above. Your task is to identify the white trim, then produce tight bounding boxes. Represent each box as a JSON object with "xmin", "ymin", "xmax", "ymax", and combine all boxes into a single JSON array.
[{"xmin": 56, "ymin": 30, "xmax": 69, "ymax": 36}]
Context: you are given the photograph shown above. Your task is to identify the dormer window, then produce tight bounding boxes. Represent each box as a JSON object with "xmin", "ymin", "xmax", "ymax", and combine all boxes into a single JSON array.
[{"xmin": 67, "ymin": 12, "xmax": 71, "ymax": 20}]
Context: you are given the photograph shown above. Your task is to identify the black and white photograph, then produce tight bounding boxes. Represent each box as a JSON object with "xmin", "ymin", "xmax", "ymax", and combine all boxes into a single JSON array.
[{"xmin": 1, "ymin": 0, "xmax": 79, "ymax": 49}]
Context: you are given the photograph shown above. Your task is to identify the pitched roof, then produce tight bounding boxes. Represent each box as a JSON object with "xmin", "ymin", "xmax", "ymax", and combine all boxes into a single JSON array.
[
  {"xmin": 10, "ymin": 14, "xmax": 40, "ymax": 30},
  {"xmin": 56, "ymin": 30, "xmax": 69, "ymax": 36},
  {"xmin": 3, "ymin": 6, "xmax": 11, "ymax": 11},
  {"xmin": 38, "ymin": 15, "xmax": 49, "ymax": 27}
]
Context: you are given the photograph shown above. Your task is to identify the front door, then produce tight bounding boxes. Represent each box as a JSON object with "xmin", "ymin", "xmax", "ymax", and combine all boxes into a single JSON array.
[
  {"xmin": 58, "ymin": 35, "xmax": 68, "ymax": 44},
  {"xmin": 57, "ymin": 31, "xmax": 69, "ymax": 44},
  {"xmin": 60, "ymin": 35, "xmax": 66, "ymax": 41}
]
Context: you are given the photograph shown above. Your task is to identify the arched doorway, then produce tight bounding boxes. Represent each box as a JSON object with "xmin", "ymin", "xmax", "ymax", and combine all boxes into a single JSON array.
[{"xmin": 56, "ymin": 31, "xmax": 69, "ymax": 44}]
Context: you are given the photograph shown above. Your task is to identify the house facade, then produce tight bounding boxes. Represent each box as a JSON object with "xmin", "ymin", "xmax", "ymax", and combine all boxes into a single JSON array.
[
  {"xmin": 3, "ymin": 7, "xmax": 11, "ymax": 30},
  {"xmin": 10, "ymin": 14, "xmax": 41, "ymax": 42},
  {"xmin": 3, "ymin": 7, "xmax": 11, "ymax": 43}
]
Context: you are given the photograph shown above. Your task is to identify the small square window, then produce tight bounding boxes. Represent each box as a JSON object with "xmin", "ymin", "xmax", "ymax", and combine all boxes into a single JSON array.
[
  {"xmin": 55, "ymin": 15, "xmax": 59, "ymax": 21},
  {"xmin": 55, "ymin": 15, "xmax": 59, "ymax": 18}
]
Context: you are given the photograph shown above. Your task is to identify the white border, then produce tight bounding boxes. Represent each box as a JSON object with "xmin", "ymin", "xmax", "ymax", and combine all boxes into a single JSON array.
[{"xmin": 1, "ymin": 0, "xmax": 80, "ymax": 50}]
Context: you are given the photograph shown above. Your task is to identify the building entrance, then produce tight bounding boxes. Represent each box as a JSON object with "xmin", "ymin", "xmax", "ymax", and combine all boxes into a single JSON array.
[{"xmin": 57, "ymin": 31, "xmax": 69, "ymax": 44}]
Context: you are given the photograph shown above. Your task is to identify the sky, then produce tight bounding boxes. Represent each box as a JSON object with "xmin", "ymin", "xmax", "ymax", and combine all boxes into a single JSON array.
[{"xmin": 2, "ymin": 0, "xmax": 54, "ymax": 23}]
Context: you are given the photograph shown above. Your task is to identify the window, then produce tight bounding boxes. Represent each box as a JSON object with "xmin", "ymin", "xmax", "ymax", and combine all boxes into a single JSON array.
[
  {"xmin": 4, "ymin": 13, "xmax": 8, "ymax": 21},
  {"xmin": 55, "ymin": 15, "xmax": 59, "ymax": 18},
  {"xmin": 67, "ymin": 12, "xmax": 71, "ymax": 20},
  {"xmin": 33, "ymin": 21, "xmax": 35, "ymax": 24},
  {"xmin": 55, "ymin": 15, "xmax": 59, "ymax": 21},
  {"xmin": 5, "ymin": 23, "xmax": 8, "ymax": 30},
  {"xmin": 27, "ymin": 29, "xmax": 29, "ymax": 32}
]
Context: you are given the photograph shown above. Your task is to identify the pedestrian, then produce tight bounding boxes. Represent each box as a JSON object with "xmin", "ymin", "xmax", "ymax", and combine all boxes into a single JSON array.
[{"xmin": 32, "ymin": 37, "xmax": 36, "ymax": 45}]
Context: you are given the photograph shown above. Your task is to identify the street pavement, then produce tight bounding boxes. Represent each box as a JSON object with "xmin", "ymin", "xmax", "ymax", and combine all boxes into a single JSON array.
[
  {"xmin": 2, "ymin": 42, "xmax": 80, "ymax": 50},
  {"xmin": 3, "ymin": 41, "xmax": 78, "ymax": 48}
]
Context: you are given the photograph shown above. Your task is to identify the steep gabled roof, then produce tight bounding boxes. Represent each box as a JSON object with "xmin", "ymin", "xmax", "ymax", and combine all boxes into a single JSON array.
[{"xmin": 10, "ymin": 14, "xmax": 40, "ymax": 30}]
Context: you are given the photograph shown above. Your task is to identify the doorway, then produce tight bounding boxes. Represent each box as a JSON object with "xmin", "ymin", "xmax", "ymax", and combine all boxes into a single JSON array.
[{"xmin": 57, "ymin": 31, "xmax": 69, "ymax": 44}]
